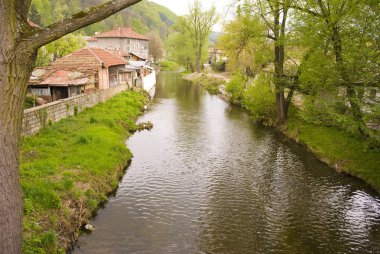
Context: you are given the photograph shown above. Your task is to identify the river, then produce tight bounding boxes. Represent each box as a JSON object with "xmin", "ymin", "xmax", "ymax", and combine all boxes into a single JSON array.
[{"xmin": 73, "ymin": 72, "xmax": 380, "ymax": 254}]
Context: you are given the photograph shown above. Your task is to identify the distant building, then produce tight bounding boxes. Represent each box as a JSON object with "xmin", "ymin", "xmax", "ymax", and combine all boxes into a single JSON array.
[{"xmin": 87, "ymin": 27, "xmax": 149, "ymax": 60}]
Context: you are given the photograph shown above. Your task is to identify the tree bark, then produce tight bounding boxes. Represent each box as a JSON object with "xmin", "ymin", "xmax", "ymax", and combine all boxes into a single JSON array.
[
  {"xmin": 0, "ymin": 0, "xmax": 142, "ymax": 253},
  {"xmin": 273, "ymin": 3, "xmax": 288, "ymax": 124},
  {"xmin": 0, "ymin": 43, "xmax": 37, "ymax": 254}
]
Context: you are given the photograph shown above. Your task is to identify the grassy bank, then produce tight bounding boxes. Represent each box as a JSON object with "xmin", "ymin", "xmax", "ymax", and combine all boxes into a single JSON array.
[
  {"xmin": 282, "ymin": 107, "xmax": 380, "ymax": 193},
  {"xmin": 159, "ymin": 60, "xmax": 180, "ymax": 71},
  {"xmin": 20, "ymin": 91, "xmax": 148, "ymax": 253},
  {"xmin": 183, "ymin": 72, "xmax": 226, "ymax": 95}
]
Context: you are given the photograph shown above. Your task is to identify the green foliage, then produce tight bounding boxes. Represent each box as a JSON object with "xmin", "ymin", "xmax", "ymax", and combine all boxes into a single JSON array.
[
  {"xmin": 20, "ymin": 91, "xmax": 148, "ymax": 253},
  {"xmin": 193, "ymin": 75, "xmax": 225, "ymax": 95},
  {"xmin": 160, "ymin": 60, "xmax": 179, "ymax": 71},
  {"xmin": 218, "ymin": 4, "xmax": 271, "ymax": 74},
  {"xmin": 36, "ymin": 34, "xmax": 86, "ymax": 67},
  {"xmin": 226, "ymin": 73, "xmax": 246, "ymax": 104},
  {"xmin": 73, "ymin": 105, "xmax": 79, "ymax": 116},
  {"xmin": 167, "ymin": 0, "xmax": 218, "ymax": 72},
  {"xmin": 212, "ymin": 61, "xmax": 226, "ymax": 72},
  {"xmin": 25, "ymin": 94, "xmax": 37, "ymax": 109},
  {"xmin": 30, "ymin": 0, "xmax": 178, "ymax": 40},
  {"xmin": 242, "ymin": 73, "xmax": 276, "ymax": 122}
]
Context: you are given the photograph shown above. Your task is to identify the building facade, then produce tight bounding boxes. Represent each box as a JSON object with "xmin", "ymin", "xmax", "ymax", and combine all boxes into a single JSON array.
[{"xmin": 87, "ymin": 27, "xmax": 149, "ymax": 60}]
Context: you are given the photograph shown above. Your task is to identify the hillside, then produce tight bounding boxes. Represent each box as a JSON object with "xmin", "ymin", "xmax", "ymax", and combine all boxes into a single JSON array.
[{"xmin": 29, "ymin": 0, "xmax": 178, "ymax": 39}]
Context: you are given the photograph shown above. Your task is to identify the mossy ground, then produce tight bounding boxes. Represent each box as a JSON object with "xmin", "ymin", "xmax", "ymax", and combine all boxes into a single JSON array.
[
  {"xmin": 20, "ymin": 91, "xmax": 148, "ymax": 254},
  {"xmin": 284, "ymin": 106, "xmax": 380, "ymax": 193}
]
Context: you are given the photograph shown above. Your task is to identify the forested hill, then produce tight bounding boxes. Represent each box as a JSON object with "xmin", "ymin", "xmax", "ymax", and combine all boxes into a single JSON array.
[{"xmin": 29, "ymin": 0, "xmax": 178, "ymax": 39}]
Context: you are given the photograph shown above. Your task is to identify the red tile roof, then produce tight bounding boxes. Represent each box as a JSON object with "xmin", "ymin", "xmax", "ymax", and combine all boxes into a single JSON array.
[
  {"xmin": 93, "ymin": 27, "xmax": 148, "ymax": 40},
  {"xmin": 50, "ymin": 47, "xmax": 128, "ymax": 71}
]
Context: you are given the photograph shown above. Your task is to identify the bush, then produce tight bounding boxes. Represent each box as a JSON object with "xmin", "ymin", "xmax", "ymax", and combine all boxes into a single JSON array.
[
  {"xmin": 242, "ymin": 73, "xmax": 276, "ymax": 122},
  {"xmin": 226, "ymin": 73, "xmax": 246, "ymax": 104},
  {"xmin": 160, "ymin": 60, "xmax": 179, "ymax": 71},
  {"xmin": 212, "ymin": 61, "xmax": 226, "ymax": 72},
  {"xmin": 25, "ymin": 94, "xmax": 36, "ymax": 109}
]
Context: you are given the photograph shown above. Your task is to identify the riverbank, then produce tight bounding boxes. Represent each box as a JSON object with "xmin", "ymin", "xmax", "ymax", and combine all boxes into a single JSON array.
[
  {"xmin": 182, "ymin": 72, "xmax": 228, "ymax": 95},
  {"xmin": 281, "ymin": 107, "xmax": 380, "ymax": 193},
  {"xmin": 185, "ymin": 72, "xmax": 380, "ymax": 193},
  {"xmin": 20, "ymin": 91, "xmax": 149, "ymax": 253}
]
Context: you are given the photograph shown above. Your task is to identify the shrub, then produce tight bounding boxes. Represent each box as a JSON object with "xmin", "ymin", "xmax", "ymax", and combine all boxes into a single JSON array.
[
  {"xmin": 160, "ymin": 60, "xmax": 179, "ymax": 71},
  {"xmin": 25, "ymin": 94, "xmax": 36, "ymax": 109},
  {"xmin": 226, "ymin": 73, "xmax": 246, "ymax": 104},
  {"xmin": 242, "ymin": 73, "xmax": 276, "ymax": 122},
  {"xmin": 212, "ymin": 61, "xmax": 226, "ymax": 72}
]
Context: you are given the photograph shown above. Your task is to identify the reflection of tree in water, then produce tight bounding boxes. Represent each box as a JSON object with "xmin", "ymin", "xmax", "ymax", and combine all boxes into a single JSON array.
[
  {"xmin": 155, "ymin": 72, "xmax": 203, "ymax": 109},
  {"xmin": 195, "ymin": 108, "xmax": 380, "ymax": 254}
]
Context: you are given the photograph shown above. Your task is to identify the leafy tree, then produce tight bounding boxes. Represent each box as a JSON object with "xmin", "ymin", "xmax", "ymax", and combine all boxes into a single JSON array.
[
  {"xmin": 179, "ymin": 0, "xmax": 218, "ymax": 72},
  {"xmin": 292, "ymin": 0, "xmax": 380, "ymax": 137},
  {"xmin": 0, "ymin": 1, "xmax": 142, "ymax": 252},
  {"xmin": 147, "ymin": 31, "xmax": 164, "ymax": 63}
]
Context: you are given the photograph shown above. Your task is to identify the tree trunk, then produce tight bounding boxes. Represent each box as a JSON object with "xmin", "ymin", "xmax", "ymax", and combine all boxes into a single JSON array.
[
  {"xmin": 0, "ymin": 45, "xmax": 37, "ymax": 252},
  {"xmin": 196, "ymin": 52, "xmax": 201, "ymax": 73},
  {"xmin": 0, "ymin": 0, "xmax": 143, "ymax": 252},
  {"xmin": 331, "ymin": 25, "xmax": 366, "ymax": 136},
  {"xmin": 273, "ymin": 4, "xmax": 288, "ymax": 124}
]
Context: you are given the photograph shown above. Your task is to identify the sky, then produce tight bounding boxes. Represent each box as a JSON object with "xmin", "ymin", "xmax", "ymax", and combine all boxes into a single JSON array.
[{"xmin": 150, "ymin": 0, "xmax": 235, "ymax": 32}]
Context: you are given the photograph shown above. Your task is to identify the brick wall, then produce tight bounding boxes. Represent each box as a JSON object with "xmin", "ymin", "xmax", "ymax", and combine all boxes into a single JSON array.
[{"xmin": 22, "ymin": 84, "xmax": 128, "ymax": 136}]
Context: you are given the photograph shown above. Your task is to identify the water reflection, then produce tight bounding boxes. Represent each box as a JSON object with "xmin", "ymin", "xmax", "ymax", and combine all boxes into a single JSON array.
[{"xmin": 73, "ymin": 72, "xmax": 380, "ymax": 254}]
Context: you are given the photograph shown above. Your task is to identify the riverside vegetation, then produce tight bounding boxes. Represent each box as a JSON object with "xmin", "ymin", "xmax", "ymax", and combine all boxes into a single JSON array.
[{"xmin": 20, "ymin": 91, "xmax": 148, "ymax": 253}]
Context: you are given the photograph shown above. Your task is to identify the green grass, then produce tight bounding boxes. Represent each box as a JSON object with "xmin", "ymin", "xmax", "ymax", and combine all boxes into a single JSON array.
[
  {"xmin": 159, "ymin": 60, "xmax": 179, "ymax": 71},
  {"xmin": 20, "ymin": 91, "xmax": 148, "ymax": 254},
  {"xmin": 193, "ymin": 75, "xmax": 225, "ymax": 95},
  {"xmin": 284, "ymin": 106, "xmax": 380, "ymax": 192}
]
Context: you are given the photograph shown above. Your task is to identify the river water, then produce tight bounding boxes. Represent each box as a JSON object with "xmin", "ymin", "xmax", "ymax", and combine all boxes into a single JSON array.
[{"xmin": 73, "ymin": 72, "xmax": 380, "ymax": 254}]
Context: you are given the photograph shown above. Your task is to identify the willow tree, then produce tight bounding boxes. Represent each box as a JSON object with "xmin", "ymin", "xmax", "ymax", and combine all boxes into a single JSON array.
[
  {"xmin": 180, "ymin": 0, "xmax": 218, "ymax": 73},
  {"xmin": 0, "ymin": 0, "xmax": 141, "ymax": 252}
]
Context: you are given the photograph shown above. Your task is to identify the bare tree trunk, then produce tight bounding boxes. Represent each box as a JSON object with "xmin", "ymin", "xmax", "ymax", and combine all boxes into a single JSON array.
[
  {"xmin": 0, "ymin": 0, "xmax": 143, "ymax": 252},
  {"xmin": 0, "ymin": 45, "xmax": 37, "ymax": 253},
  {"xmin": 196, "ymin": 51, "xmax": 201, "ymax": 73}
]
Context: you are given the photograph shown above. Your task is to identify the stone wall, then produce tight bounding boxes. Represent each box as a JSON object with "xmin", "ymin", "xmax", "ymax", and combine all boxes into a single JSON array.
[{"xmin": 22, "ymin": 84, "xmax": 128, "ymax": 136}]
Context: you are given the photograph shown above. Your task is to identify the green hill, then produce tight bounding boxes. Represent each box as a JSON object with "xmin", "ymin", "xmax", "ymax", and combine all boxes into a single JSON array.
[{"xmin": 29, "ymin": 0, "xmax": 178, "ymax": 39}]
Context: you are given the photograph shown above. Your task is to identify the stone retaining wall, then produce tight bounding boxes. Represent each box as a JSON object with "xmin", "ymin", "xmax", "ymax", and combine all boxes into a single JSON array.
[{"xmin": 22, "ymin": 84, "xmax": 128, "ymax": 136}]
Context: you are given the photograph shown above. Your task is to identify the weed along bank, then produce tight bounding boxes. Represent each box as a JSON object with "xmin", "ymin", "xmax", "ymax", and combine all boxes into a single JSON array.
[{"xmin": 20, "ymin": 90, "xmax": 150, "ymax": 253}]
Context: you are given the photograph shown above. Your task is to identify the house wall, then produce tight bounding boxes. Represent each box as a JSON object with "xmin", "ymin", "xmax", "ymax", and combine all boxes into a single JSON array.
[
  {"xmin": 98, "ymin": 68, "xmax": 109, "ymax": 90},
  {"xmin": 22, "ymin": 84, "xmax": 129, "ymax": 136},
  {"xmin": 142, "ymin": 70, "xmax": 156, "ymax": 92},
  {"xmin": 88, "ymin": 37, "xmax": 149, "ymax": 59}
]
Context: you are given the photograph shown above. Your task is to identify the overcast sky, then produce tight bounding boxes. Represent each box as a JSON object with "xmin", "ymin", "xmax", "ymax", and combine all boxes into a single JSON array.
[{"xmin": 150, "ymin": 0, "xmax": 235, "ymax": 32}]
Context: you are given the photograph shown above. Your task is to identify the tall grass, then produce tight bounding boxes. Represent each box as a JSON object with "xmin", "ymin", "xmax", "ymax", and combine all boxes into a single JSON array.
[{"xmin": 20, "ymin": 91, "xmax": 148, "ymax": 254}]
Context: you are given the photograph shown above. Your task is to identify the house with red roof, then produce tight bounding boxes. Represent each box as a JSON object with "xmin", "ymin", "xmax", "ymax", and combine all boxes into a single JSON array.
[
  {"xmin": 29, "ymin": 48, "xmax": 137, "ymax": 102},
  {"xmin": 87, "ymin": 27, "xmax": 149, "ymax": 60}
]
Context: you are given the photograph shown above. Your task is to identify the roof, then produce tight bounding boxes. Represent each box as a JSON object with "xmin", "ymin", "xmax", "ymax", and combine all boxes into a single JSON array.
[
  {"xmin": 129, "ymin": 60, "xmax": 147, "ymax": 68},
  {"xmin": 93, "ymin": 27, "xmax": 148, "ymax": 41},
  {"xmin": 130, "ymin": 52, "xmax": 146, "ymax": 61},
  {"xmin": 50, "ymin": 48, "xmax": 128, "ymax": 71},
  {"xmin": 39, "ymin": 70, "xmax": 89, "ymax": 86}
]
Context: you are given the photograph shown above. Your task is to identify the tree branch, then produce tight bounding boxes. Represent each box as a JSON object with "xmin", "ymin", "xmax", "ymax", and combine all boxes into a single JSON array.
[
  {"xmin": 289, "ymin": 4, "xmax": 323, "ymax": 17},
  {"xmin": 24, "ymin": 0, "xmax": 142, "ymax": 49}
]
